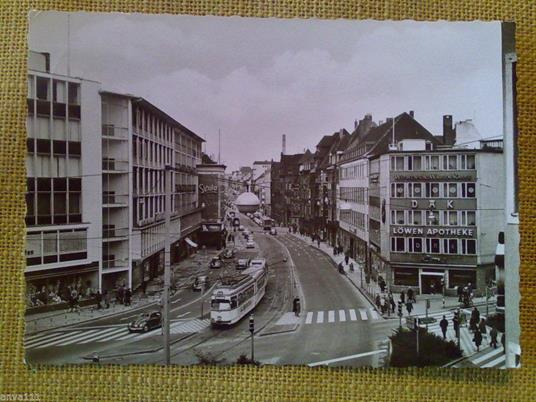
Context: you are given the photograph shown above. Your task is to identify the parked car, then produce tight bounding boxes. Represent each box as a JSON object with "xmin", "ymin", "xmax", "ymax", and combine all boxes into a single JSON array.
[
  {"xmin": 236, "ymin": 258, "xmax": 250, "ymax": 270},
  {"xmin": 128, "ymin": 311, "xmax": 162, "ymax": 333},
  {"xmin": 270, "ymin": 228, "xmax": 277, "ymax": 235},
  {"xmin": 221, "ymin": 248, "xmax": 236, "ymax": 259},
  {"xmin": 238, "ymin": 225, "xmax": 245, "ymax": 231},
  {"xmin": 209, "ymin": 257, "xmax": 223, "ymax": 269},
  {"xmin": 246, "ymin": 240, "xmax": 256, "ymax": 249},
  {"xmin": 192, "ymin": 275, "xmax": 209, "ymax": 291}
]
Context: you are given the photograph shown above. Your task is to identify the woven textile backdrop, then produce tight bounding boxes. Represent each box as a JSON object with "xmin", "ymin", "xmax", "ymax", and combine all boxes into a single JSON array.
[{"xmin": 1, "ymin": 1, "xmax": 535, "ymax": 401}]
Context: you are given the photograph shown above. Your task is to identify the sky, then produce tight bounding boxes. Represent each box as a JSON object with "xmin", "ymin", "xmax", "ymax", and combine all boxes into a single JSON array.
[{"xmin": 29, "ymin": 12, "xmax": 503, "ymax": 171}]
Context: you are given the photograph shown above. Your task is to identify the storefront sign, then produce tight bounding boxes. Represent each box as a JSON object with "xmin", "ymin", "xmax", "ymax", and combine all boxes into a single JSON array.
[
  {"xmin": 411, "ymin": 200, "xmax": 454, "ymax": 209},
  {"xmin": 198, "ymin": 184, "xmax": 218, "ymax": 194},
  {"xmin": 392, "ymin": 172, "xmax": 475, "ymax": 182},
  {"xmin": 391, "ymin": 226, "xmax": 475, "ymax": 238}
]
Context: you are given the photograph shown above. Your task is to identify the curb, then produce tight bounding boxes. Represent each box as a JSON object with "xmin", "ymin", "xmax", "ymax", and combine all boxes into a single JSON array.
[
  {"xmin": 259, "ymin": 323, "xmax": 299, "ymax": 337},
  {"xmin": 305, "ymin": 242, "xmax": 383, "ymax": 317}
]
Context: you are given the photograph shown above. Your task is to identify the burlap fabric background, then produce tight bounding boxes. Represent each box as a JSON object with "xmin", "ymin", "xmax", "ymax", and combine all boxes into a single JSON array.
[{"xmin": 1, "ymin": 1, "xmax": 534, "ymax": 401}]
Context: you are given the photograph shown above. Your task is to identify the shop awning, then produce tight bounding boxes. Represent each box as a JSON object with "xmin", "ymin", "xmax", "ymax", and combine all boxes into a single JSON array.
[{"xmin": 185, "ymin": 237, "xmax": 198, "ymax": 248}]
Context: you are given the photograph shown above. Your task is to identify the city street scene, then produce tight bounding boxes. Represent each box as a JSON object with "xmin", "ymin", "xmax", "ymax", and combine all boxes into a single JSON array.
[{"xmin": 24, "ymin": 13, "xmax": 519, "ymax": 368}]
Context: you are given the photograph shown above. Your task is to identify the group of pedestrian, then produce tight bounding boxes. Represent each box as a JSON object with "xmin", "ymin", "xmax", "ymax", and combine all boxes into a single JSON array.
[
  {"xmin": 117, "ymin": 285, "xmax": 132, "ymax": 306},
  {"xmin": 375, "ymin": 292, "xmax": 396, "ymax": 315}
]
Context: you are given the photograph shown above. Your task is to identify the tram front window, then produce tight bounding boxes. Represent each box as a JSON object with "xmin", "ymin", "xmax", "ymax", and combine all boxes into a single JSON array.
[{"xmin": 211, "ymin": 299, "xmax": 231, "ymax": 311}]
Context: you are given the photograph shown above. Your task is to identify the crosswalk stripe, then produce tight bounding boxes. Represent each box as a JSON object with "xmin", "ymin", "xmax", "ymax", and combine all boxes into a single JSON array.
[
  {"xmin": 339, "ymin": 310, "xmax": 346, "ymax": 322},
  {"xmin": 25, "ymin": 331, "xmax": 83, "ymax": 349},
  {"xmin": 81, "ymin": 327, "xmax": 128, "ymax": 344},
  {"xmin": 370, "ymin": 309, "xmax": 380, "ymax": 320},
  {"xmin": 25, "ymin": 331, "xmax": 61, "ymax": 342},
  {"xmin": 305, "ymin": 312, "xmax": 313, "ymax": 324},
  {"xmin": 473, "ymin": 347, "xmax": 503, "ymax": 365},
  {"xmin": 316, "ymin": 311, "xmax": 324, "ymax": 324},
  {"xmin": 34, "ymin": 330, "xmax": 94, "ymax": 349},
  {"xmin": 57, "ymin": 327, "xmax": 125, "ymax": 345},
  {"xmin": 481, "ymin": 354, "xmax": 506, "ymax": 368},
  {"xmin": 359, "ymin": 309, "xmax": 368, "ymax": 320},
  {"xmin": 328, "ymin": 311, "xmax": 335, "ymax": 323},
  {"xmin": 349, "ymin": 309, "xmax": 357, "ymax": 321},
  {"xmin": 25, "ymin": 331, "xmax": 66, "ymax": 346},
  {"xmin": 117, "ymin": 331, "xmax": 144, "ymax": 340}
]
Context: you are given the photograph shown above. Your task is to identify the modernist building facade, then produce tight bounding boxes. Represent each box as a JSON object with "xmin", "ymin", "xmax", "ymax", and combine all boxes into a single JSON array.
[{"xmin": 25, "ymin": 52, "xmax": 103, "ymax": 304}]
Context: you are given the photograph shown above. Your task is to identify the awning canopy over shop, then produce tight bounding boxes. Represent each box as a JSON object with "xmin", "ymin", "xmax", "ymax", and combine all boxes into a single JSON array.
[{"xmin": 185, "ymin": 237, "xmax": 198, "ymax": 248}]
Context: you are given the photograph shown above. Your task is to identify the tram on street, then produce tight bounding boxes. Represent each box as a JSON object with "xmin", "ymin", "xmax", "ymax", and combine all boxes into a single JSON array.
[{"xmin": 210, "ymin": 266, "xmax": 267, "ymax": 326}]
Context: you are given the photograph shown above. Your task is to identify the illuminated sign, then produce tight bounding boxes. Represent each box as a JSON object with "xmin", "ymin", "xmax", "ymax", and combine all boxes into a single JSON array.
[{"xmin": 199, "ymin": 184, "xmax": 218, "ymax": 194}]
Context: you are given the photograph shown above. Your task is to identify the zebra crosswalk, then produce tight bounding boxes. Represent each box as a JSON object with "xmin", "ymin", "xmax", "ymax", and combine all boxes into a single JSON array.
[
  {"xmin": 24, "ymin": 319, "xmax": 210, "ymax": 350},
  {"xmin": 416, "ymin": 310, "xmax": 505, "ymax": 368},
  {"xmin": 304, "ymin": 308, "xmax": 381, "ymax": 325}
]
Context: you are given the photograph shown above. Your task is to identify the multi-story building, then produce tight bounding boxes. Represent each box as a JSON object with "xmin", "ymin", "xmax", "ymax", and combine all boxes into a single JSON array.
[
  {"xmin": 25, "ymin": 51, "xmax": 103, "ymax": 305},
  {"xmin": 274, "ymin": 153, "xmax": 303, "ymax": 227},
  {"xmin": 251, "ymin": 161, "xmax": 272, "ymax": 216}
]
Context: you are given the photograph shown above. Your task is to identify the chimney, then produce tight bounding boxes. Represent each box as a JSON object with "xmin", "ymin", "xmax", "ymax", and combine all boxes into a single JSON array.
[
  {"xmin": 282, "ymin": 134, "xmax": 286, "ymax": 155},
  {"xmin": 409, "ymin": 110, "xmax": 414, "ymax": 118},
  {"xmin": 443, "ymin": 115, "xmax": 456, "ymax": 146},
  {"xmin": 354, "ymin": 119, "xmax": 358, "ymax": 130}
]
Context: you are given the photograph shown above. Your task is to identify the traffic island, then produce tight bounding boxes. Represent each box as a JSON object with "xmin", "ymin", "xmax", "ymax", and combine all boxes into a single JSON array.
[
  {"xmin": 389, "ymin": 327, "xmax": 462, "ymax": 367},
  {"xmin": 259, "ymin": 312, "xmax": 300, "ymax": 336}
]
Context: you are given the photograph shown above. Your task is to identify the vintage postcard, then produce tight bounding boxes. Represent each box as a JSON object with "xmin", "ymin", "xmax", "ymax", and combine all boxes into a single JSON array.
[{"xmin": 24, "ymin": 12, "xmax": 519, "ymax": 368}]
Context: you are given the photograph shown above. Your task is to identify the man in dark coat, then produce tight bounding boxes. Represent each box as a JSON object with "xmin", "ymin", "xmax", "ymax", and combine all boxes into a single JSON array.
[
  {"xmin": 95, "ymin": 291, "xmax": 102, "ymax": 310},
  {"xmin": 453, "ymin": 312, "xmax": 460, "ymax": 339},
  {"xmin": 405, "ymin": 301, "xmax": 413, "ymax": 316},
  {"xmin": 407, "ymin": 288, "xmax": 415, "ymax": 303},
  {"xmin": 440, "ymin": 315, "xmax": 449, "ymax": 339},
  {"xmin": 473, "ymin": 328, "xmax": 483, "ymax": 352},
  {"xmin": 124, "ymin": 288, "xmax": 132, "ymax": 306},
  {"xmin": 400, "ymin": 290, "xmax": 406, "ymax": 304},
  {"xmin": 490, "ymin": 327, "xmax": 498, "ymax": 349}
]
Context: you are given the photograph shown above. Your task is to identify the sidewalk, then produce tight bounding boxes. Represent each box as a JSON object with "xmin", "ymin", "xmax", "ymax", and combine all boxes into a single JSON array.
[
  {"xmin": 25, "ymin": 248, "xmax": 221, "ymax": 335},
  {"xmin": 288, "ymin": 232, "xmax": 496, "ymax": 318}
]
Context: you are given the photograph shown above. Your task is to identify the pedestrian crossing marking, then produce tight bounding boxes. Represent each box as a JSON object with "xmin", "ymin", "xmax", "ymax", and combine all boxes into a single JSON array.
[
  {"xmin": 328, "ymin": 311, "xmax": 335, "ymax": 323},
  {"xmin": 25, "ymin": 319, "xmax": 211, "ymax": 350},
  {"xmin": 349, "ymin": 309, "xmax": 357, "ymax": 321},
  {"xmin": 473, "ymin": 347, "xmax": 503, "ymax": 365},
  {"xmin": 370, "ymin": 309, "xmax": 380, "ymax": 320},
  {"xmin": 481, "ymin": 354, "xmax": 506, "ymax": 368},
  {"xmin": 316, "ymin": 311, "xmax": 324, "ymax": 324},
  {"xmin": 339, "ymin": 310, "xmax": 346, "ymax": 322},
  {"xmin": 359, "ymin": 309, "xmax": 368, "ymax": 320},
  {"xmin": 305, "ymin": 312, "xmax": 314, "ymax": 324}
]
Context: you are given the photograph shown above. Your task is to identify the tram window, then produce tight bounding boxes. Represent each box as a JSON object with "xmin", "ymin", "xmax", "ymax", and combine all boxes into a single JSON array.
[{"xmin": 230, "ymin": 296, "xmax": 238, "ymax": 309}]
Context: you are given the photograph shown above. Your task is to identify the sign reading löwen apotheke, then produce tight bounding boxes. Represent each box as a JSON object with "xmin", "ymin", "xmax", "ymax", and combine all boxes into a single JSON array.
[{"xmin": 391, "ymin": 226, "xmax": 475, "ymax": 238}]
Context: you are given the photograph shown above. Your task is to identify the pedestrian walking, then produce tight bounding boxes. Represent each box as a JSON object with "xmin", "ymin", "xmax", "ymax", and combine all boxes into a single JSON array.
[
  {"xmin": 501, "ymin": 333, "xmax": 506, "ymax": 353},
  {"xmin": 292, "ymin": 297, "xmax": 301, "ymax": 317},
  {"xmin": 407, "ymin": 287, "xmax": 415, "ymax": 303},
  {"xmin": 473, "ymin": 328, "xmax": 483, "ymax": 352},
  {"xmin": 490, "ymin": 327, "xmax": 498, "ymax": 349},
  {"xmin": 379, "ymin": 279, "xmax": 386, "ymax": 293},
  {"xmin": 470, "ymin": 307, "xmax": 480, "ymax": 331},
  {"xmin": 389, "ymin": 293, "xmax": 395, "ymax": 313},
  {"xmin": 400, "ymin": 290, "xmax": 406, "ymax": 304},
  {"xmin": 117, "ymin": 285, "xmax": 124, "ymax": 305},
  {"xmin": 453, "ymin": 312, "xmax": 460, "ymax": 339},
  {"xmin": 375, "ymin": 294, "xmax": 381, "ymax": 310},
  {"xmin": 125, "ymin": 288, "xmax": 132, "ymax": 306},
  {"xmin": 338, "ymin": 261, "xmax": 344, "ymax": 274},
  {"xmin": 317, "ymin": 238, "xmax": 321, "ymax": 247},
  {"xmin": 344, "ymin": 254, "xmax": 350, "ymax": 265},
  {"xmin": 405, "ymin": 300, "xmax": 413, "ymax": 316},
  {"xmin": 95, "ymin": 291, "xmax": 102, "ymax": 310},
  {"xmin": 440, "ymin": 315, "xmax": 449, "ymax": 339},
  {"xmin": 380, "ymin": 296, "xmax": 387, "ymax": 315},
  {"xmin": 104, "ymin": 290, "xmax": 111, "ymax": 309},
  {"xmin": 333, "ymin": 246, "xmax": 338, "ymax": 256},
  {"xmin": 349, "ymin": 262, "xmax": 354, "ymax": 272},
  {"xmin": 478, "ymin": 318, "xmax": 487, "ymax": 338},
  {"xmin": 457, "ymin": 285, "xmax": 463, "ymax": 302}
]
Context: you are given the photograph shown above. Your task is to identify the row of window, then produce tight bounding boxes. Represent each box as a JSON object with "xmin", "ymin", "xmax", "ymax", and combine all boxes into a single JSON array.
[
  {"xmin": 340, "ymin": 210, "xmax": 367, "ymax": 230},
  {"xmin": 27, "ymin": 138, "xmax": 81, "ymax": 157},
  {"xmin": 390, "ymin": 154, "xmax": 476, "ymax": 172},
  {"xmin": 132, "ymin": 136, "xmax": 174, "ymax": 167},
  {"xmin": 390, "ymin": 237, "xmax": 477, "ymax": 255},
  {"xmin": 339, "ymin": 187, "xmax": 367, "ymax": 204},
  {"xmin": 27, "ymin": 116, "xmax": 81, "ymax": 142},
  {"xmin": 133, "ymin": 193, "xmax": 197, "ymax": 226},
  {"xmin": 133, "ymin": 107, "xmax": 174, "ymax": 145},
  {"xmin": 340, "ymin": 163, "xmax": 367, "ymax": 180},
  {"xmin": 391, "ymin": 182, "xmax": 476, "ymax": 198},
  {"xmin": 391, "ymin": 210, "xmax": 476, "ymax": 226},
  {"xmin": 26, "ymin": 177, "xmax": 81, "ymax": 226},
  {"xmin": 25, "ymin": 228, "xmax": 87, "ymax": 266},
  {"xmin": 393, "ymin": 268, "xmax": 476, "ymax": 289},
  {"xmin": 28, "ymin": 75, "xmax": 80, "ymax": 105}
]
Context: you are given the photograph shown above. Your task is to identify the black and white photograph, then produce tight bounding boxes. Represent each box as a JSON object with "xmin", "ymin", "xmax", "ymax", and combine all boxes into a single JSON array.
[{"xmin": 24, "ymin": 12, "xmax": 520, "ymax": 368}]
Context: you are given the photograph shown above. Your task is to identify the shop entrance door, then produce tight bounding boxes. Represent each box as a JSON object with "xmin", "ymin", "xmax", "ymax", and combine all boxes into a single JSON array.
[{"xmin": 420, "ymin": 272, "xmax": 444, "ymax": 294}]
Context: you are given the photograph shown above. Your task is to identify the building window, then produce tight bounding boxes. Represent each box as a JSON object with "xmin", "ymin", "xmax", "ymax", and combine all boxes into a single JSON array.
[
  {"xmin": 408, "ymin": 210, "xmax": 422, "ymax": 225},
  {"xmin": 461, "ymin": 182, "xmax": 476, "ymax": 198},
  {"xmin": 467, "ymin": 155, "xmax": 475, "ymax": 169},
  {"xmin": 448, "ymin": 155, "xmax": 457, "ymax": 170},
  {"xmin": 391, "ymin": 237, "xmax": 406, "ymax": 252},
  {"xmin": 36, "ymin": 76, "xmax": 49, "ymax": 100},
  {"xmin": 443, "ymin": 238, "xmax": 458, "ymax": 254},
  {"xmin": 408, "ymin": 237, "xmax": 423, "ymax": 253},
  {"xmin": 426, "ymin": 238, "xmax": 441, "ymax": 253},
  {"xmin": 461, "ymin": 239, "xmax": 476, "ymax": 255},
  {"xmin": 412, "ymin": 156, "xmax": 422, "ymax": 171},
  {"xmin": 426, "ymin": 182, "xmax": 440, "ymax": 198},
  {"xmin": 394, "ymin": 268, "xmax": 419, "ymax": 286},
  {"xmin": 391, "ymin": 210, "xmax": 405, "ymax": 225}
]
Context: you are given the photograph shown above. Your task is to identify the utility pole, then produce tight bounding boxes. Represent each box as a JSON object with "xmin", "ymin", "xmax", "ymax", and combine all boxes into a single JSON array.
[
  {"xmin": 249, "ymin": 314, "xmax": 255, "ymax": 362},
  {"xmin": 163, "ymin": 165, "xmax": 172, "ymax": 365}
]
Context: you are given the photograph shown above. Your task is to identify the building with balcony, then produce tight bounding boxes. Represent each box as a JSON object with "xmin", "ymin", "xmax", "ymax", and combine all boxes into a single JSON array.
[{"xmin": 25, "ymin": 51, "xmax": 102, "ymax": 305}]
